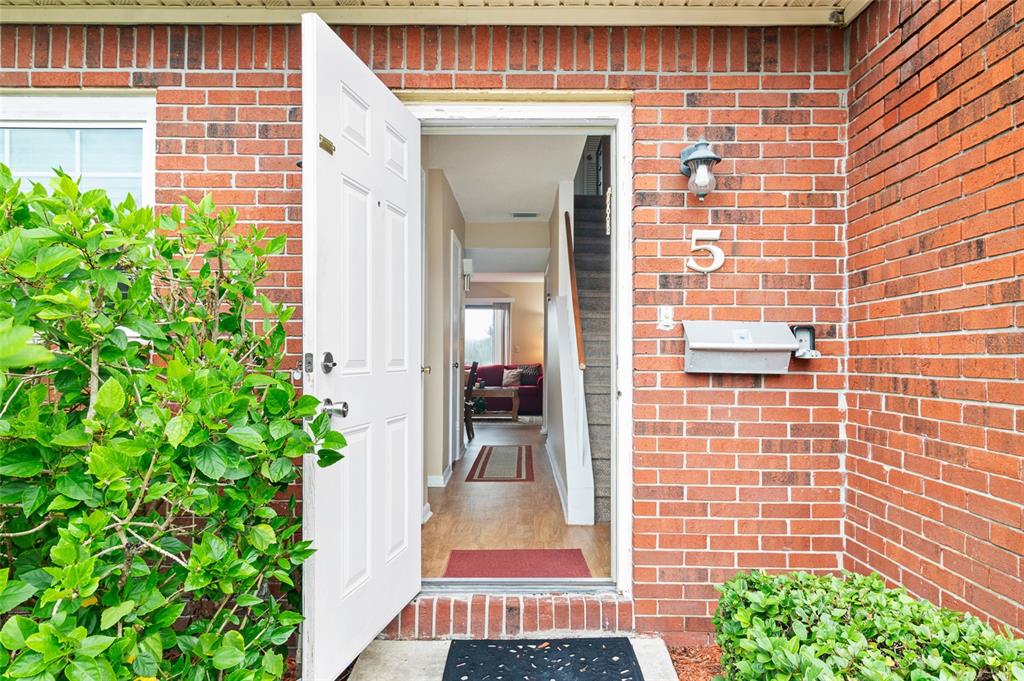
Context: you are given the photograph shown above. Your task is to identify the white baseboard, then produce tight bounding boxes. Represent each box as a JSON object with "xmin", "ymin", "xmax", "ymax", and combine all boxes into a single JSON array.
[
  {"xmin": 421, "ymin": 503, "xmax": 432, "ymax": 524},
  {"xmin": 545, "ymin": 441, "xmax": 570, "ymax": 524},
  {"xmin": 427, "ymin": 466, "xmax": 452, "ymax": 488}
]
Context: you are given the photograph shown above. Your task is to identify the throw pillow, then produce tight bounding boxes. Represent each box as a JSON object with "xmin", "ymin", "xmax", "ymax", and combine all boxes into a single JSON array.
[
  {"xmin": 502, "ymin": 368, "xmax": 522, "ymax": 387},
  {"xmin": 519, "ymin": 364, "xmax": 540, "ymax": 386}
]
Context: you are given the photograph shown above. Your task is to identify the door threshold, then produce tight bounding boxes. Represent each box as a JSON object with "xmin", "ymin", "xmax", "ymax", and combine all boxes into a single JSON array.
[{"xmin": 420, "ymin": 578, "xmax": 617, "ymax": 594}]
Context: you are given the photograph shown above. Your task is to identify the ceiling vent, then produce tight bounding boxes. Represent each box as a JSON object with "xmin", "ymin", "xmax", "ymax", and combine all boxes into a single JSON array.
[{"xmin": 511, "ymin": 212, "xmax": 539, "ymax": 219}]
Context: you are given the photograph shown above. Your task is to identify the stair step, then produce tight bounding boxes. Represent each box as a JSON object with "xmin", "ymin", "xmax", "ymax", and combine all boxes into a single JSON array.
[
  {"xmin": 574, "ymin": 255, "xmax": 609, "ymax": 271},
  {"xmin": 584, "ymin": 367, "xmax": 611, "ymax": 390},
  {"xmin": 585, "ymin": 394, "xmax": 612, "ymax": 425}
]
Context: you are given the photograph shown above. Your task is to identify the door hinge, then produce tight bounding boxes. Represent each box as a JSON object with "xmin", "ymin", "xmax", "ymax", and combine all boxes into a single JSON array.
[
  {"xmin": 303, "ymin": 353, "xmax": 314, "ymax": 373},
  {"xmin": 319, "ymin": 134, "xmax": 336, "ymax": 155}
]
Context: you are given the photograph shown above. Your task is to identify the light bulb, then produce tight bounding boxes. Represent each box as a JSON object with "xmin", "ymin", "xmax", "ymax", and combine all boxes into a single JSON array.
[{"xmin": 688, "ymin": 163, "xmax": 716, "ymax": 200}]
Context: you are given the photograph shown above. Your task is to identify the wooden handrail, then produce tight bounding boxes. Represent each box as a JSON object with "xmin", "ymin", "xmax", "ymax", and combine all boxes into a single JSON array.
[{"xmin": 564, "ymin": 210, "xmax": 586, "ymax": 371}]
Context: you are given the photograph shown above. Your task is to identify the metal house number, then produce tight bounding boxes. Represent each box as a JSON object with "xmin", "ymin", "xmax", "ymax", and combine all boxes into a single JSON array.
[{"xmin": 686, "ymin": 229, "xmax": 726, "ymax": 273}]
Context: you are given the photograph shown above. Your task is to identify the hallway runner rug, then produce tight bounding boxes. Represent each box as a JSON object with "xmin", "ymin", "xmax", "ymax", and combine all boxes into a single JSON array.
[
  {"xmin": 442, "ymin": 638, "xmax": 644, "ymax": 681},
  {"xmin": 465, "ymin": 445, "xmax": 534, "ymax": 482},
  {"xmin": 442, "ymin": 548, "xmax": 591, "ymax": 578}
]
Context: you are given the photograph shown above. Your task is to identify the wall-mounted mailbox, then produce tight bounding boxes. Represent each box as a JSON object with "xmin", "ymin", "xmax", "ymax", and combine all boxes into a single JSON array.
[{"xmin": 683, "ymin": 321, "xmax": 799, "ymax": 375}]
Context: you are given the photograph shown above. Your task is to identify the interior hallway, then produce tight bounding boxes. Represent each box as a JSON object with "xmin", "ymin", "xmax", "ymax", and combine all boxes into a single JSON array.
[{"xmin": 422, "ymin": 423, "xmax": 611, "ymax": 578}]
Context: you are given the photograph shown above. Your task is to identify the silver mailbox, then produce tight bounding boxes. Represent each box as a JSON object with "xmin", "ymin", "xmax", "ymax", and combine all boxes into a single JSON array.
[{"xmin": 683, "ymin": 321, "xmax": 799, "ymax": 374}]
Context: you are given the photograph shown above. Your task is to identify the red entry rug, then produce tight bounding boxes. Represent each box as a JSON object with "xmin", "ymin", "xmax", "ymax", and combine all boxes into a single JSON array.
[
  {"xmin": 465, "ymin": 445, "xmax": 534, "ymax": 482},
  {"xmin": 443, "ymin": 549, "xmax": 591, "ymax": 578}
]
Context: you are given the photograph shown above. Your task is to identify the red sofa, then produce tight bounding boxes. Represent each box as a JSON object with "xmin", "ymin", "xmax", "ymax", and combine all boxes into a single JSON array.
[{"xmin": 472, "ymin": 363, "xmax": 543, "ymax": 415}]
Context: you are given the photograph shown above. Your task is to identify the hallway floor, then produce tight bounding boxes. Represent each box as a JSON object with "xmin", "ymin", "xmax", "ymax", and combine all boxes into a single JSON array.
[{"xmin": 422, "ymin": 423, "xmax": 611, "ymax": 578}]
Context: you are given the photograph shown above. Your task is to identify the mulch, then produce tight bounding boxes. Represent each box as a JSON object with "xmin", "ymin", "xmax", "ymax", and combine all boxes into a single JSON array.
[{"xmin": 668, "ymin": 646, "xmax": 723, "ymax": 681}]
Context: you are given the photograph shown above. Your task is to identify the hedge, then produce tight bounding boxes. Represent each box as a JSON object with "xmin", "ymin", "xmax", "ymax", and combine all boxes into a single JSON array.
[{"xmin": 714, "ymin": 571, "xmax": 1024, "ymax": 681}]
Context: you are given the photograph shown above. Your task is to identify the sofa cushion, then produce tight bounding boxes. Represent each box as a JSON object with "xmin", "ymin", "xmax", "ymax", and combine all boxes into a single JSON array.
[
  {"xmin": 502, "ymin": 368, "xmax": 522, "ymax": 387},
  {"xmin": 519, "ymin": 364, "xmax": 541, "ymax": 386}
]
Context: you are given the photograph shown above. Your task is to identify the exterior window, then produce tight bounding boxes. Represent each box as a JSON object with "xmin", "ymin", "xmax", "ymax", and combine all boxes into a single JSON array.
[
  {"xmin": 0, "ymin": 94, "xmax": 155, "ymax": 205},
  {"xmin": 465, "ymin": 303, "xmax": 511, "ymax": 366}
]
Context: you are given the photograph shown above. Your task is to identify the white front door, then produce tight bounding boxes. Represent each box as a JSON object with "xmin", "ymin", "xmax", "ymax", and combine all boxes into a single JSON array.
[
  {"xmin": 301, "ymin": 13, "xmax": 422, "ymax": 680},
  {"xmin": 448, "ymin": 233, "xmax": 464, "ymax": 468}
]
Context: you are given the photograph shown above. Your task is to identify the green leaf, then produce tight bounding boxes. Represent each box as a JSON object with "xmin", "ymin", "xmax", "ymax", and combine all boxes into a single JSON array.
[
  {"xmin": 165, "ymin": 414, "xmax": 194, "ymax": 449},
  {"xmin": 194, "ymin": 447, "xmax": 228, "ymax": 480},
  {"xmin": 99, "ymin": 599, "xmax": 136, "ymax": 630},
  {"xmin": 316, "ymin": 448, "xmax": 344, "ymax": 468},
  {"xmin": 87, "ymin": 445, "xmax": 126, "ymax": 482},
  {"xmin": 55, "ymin": 470, "xmax": 100, "ymax": 504},
  {"xmin": 0, "ymin": 323, "xmax": 54, "ymax": 369},
  {"xmin": 77, "ymin": 635, "xmax": 115, "ymax": 657},
  {"xmin": 0, "ymin": 581, "xmax": 36, "ymax": 614},
  {"xmin": 0, "ymin": 616, "xmax": 37, "ymax": 650},
  {"xmin": 225, "ymin": 424, "xmax": 263, "ymax": 451},
  {"xmin": 52, "ymin": 425, "xmax": 90, "ymax": 447},
  {"xmin": 93, "ymin": 378, "xmax": 126, "ymax": 419},
  {"xmin": 5, "ymin": 649, "xmax": 46, "ymax": 678},
  {"xmin": 212, "ymin": 645, "xmax": 244, "ymax": 670},
  {"xmin": 0, "ymin": 449, "xmax": 43, "ymax": 478},
  {"xmin": 248, "ymin": 524, "xmax": 277, "ymax": 552},
  {"xmin": 67, "ymin": 657, "xmax": 116, "ymax": 681}
]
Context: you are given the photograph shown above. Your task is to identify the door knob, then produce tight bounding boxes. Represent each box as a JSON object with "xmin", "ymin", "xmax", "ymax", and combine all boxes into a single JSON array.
[
  {"xmin": 452, "ymin": 362, "xmax": 460, "ymax": 369},
  {"xmin": 322, "ymin": 398, "xmax": 349, "ymax": 418}
]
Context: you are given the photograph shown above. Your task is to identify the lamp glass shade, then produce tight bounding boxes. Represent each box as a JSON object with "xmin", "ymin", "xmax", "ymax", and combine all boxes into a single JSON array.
[{"xmin": 687, "ymin": 162, "xmax": 716, "ymax": 198}]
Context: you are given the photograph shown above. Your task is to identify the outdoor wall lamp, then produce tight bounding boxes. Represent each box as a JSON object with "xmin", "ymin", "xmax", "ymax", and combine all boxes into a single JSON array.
[{"xmin": 680, "ymin": 138, "xmax": 722, "ymax": 201}]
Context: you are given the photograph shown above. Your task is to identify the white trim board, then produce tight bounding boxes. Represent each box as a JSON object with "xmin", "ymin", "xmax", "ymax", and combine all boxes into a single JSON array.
[
  {"xmin": 409, "ymin": 99, "xmax": 634, "ymax": 598},
  {"xmin": 0, "ymin": 6, "xmax": 859, "ymax": 26},
  {"xmin": 427, "ymin": 466, "xmax": 452, "ymax": 488},
  {"xmin": 544, "ymin": 440, "xmax": 570, "ymax": 525}
]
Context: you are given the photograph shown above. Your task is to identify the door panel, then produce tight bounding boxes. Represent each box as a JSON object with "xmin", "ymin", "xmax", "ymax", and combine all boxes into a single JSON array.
[{"xmin": 301, "ymin": 13, "xmax": 422, "ymax": 679}]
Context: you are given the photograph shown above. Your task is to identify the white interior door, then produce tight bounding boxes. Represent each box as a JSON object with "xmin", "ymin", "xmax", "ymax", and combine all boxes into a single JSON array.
[
  {"xmin": 448, "ymin": 233, "xmax": 464, "ymax": 469},
  {"xmin": 301, "ymin": 13, "xmax": 422, "ymax": 680}
]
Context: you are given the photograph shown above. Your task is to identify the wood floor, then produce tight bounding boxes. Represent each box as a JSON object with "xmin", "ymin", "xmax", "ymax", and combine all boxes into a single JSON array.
[{"xmin": 422, "ymin": 423, "xmax": 611, "ymax": 579}]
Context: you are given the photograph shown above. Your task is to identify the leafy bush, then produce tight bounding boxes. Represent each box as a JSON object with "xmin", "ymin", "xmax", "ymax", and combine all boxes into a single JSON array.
[
  {"xmin": 0, "ymin": 167, "xmax": 345, "ymax": 680},
  {"xmin": 714, "ymin": 571, "xmax": 1024, "ymax": 681}
]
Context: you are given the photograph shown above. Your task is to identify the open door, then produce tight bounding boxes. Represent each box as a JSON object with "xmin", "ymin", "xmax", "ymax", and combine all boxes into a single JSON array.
[
  {"xmin": 301, "ymin": 13, "xmax": 422, "ymax": 680},
  {"xmin": 448, "ymin": 232, "xmax": 464, "ymax": 470}
]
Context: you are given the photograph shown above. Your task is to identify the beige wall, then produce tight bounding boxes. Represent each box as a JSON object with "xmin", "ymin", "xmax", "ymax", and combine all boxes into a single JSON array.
[
  {"xmin": 465, "ymin": 221, "xmax": 549, "ymax": 249},
  {"xmin": 466, "ymin": 280, "xmax": 545, "ymax": 366},
  {"xmin": 424, "ymin": 168, "xmax": 466, "ymax": 484}
]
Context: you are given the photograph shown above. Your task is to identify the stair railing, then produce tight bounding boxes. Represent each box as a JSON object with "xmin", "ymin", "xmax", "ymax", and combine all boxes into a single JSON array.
[{"xmin": 564, "ymin": 210, "xmax": 587, "ymax": 371}]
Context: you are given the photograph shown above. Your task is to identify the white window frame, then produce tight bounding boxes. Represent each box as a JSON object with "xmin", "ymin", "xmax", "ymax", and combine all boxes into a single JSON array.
[{"xmin": 0, "ymin": 93, "xmax": 157, "ymax": 206}]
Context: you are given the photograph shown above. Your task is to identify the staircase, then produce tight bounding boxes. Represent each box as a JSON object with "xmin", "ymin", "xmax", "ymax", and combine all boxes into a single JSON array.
[{"xmin": 573, "ymin": 194, "xmax": 612, "ymax": 523}]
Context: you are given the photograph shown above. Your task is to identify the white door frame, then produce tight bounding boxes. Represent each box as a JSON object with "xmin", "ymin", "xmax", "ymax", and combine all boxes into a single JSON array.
[
  {"xmin": 448, "ymin": 230, "xmax": 465, "ymax": 468},
  {"xmin": 406, "ymin": 100, "xmax": 634, "ymax": 597}
]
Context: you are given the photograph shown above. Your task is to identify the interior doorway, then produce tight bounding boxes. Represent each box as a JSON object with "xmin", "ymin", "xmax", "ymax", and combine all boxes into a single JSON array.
[{"xmin": 411, "ymin": 104, "xmax": 633, "ymax": 589}]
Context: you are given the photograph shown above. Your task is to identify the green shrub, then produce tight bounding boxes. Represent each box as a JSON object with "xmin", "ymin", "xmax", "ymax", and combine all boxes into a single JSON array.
[
  {"xmin": 0, "ymin": 167, "xmax": 345, "ymax": 680},
  {"xmin": 714, "ymin": 571, "xmax": 1024, "ymax": 681}
]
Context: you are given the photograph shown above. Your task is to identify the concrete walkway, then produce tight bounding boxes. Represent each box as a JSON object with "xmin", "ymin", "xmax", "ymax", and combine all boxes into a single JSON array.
[{"xmin": 350, "ymin": 637, "xmax": 676, "ymax": 680}]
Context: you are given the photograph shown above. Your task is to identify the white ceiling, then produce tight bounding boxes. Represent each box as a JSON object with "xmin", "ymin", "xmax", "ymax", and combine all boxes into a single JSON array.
[
  {"xmin": 466, "ymin": 248, "xmax": 550, "ymax": 275},
  {"xmin": 427, "ymin": 134, "xmax": 586, "ymax": 223}
]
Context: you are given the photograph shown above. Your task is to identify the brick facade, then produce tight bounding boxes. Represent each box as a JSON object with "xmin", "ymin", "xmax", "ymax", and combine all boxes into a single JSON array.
[
  {"xmin": 0, "ymin": 3, "xmax": 1020, "ymax": 646},
  {"xmin": 845, "ymin": 0, "xmax": 1024, "ymax": 636}
]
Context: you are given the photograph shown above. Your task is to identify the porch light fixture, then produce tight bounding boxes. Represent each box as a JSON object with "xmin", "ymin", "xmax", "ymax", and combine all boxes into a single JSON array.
[{"xmin": 680, "ymin": 138, "xmax": 722, "ymax": 201}]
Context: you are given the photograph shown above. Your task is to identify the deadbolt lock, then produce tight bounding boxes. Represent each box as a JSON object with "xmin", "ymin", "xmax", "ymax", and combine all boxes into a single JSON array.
[{"xmin": 321, "ymin": 352, "xmax": 337, "ymax": 374}]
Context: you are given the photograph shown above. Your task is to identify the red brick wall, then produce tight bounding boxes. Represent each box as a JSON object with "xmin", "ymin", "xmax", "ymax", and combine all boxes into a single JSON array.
[
  {"xmin": 4, "ymin": 22, "xmax": 847, "ymax": 646},
  {"xmin": 845, "ymin": 0, "xmax": 1024, "ymax": 636}
]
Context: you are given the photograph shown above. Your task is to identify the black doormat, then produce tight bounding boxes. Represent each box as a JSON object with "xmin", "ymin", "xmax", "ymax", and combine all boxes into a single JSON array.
[{"xmin": 441, "ymin": 637, "xmax": 645, "ymax": 681}]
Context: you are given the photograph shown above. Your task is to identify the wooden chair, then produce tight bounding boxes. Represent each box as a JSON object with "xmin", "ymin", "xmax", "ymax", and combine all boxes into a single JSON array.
[{"xmin": 463, "ymin": 361, "xmax": 478, "ymax": 441}]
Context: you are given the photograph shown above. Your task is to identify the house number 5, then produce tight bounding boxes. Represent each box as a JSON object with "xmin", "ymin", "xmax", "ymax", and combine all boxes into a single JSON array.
[{"xmin": 686, "ymin": 229, "xmax": 725, "ymax": 273}]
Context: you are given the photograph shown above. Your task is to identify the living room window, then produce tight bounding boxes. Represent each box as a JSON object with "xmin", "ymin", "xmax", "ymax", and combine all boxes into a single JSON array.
[
  {"xmin": 0, "ymin": 94, "xmax": 156, "ymax": 205},
  {"xmin": 464, "ymin": 302, "xmax": 510, "ymax": 366}
]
